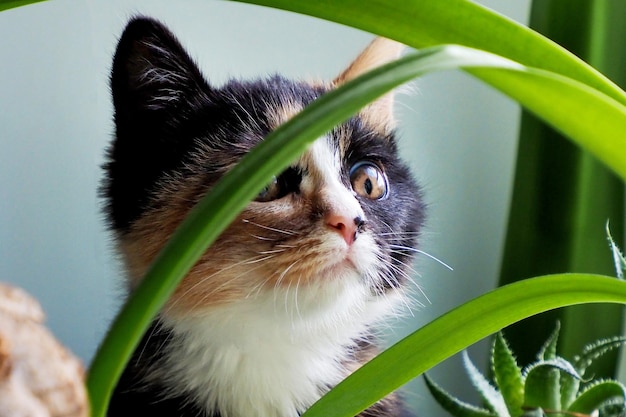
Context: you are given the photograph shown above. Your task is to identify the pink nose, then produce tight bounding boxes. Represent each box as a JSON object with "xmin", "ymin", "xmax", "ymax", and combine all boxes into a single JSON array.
[{"xmin": 326, "ymin": 214, "xmax": 364, "ymax": 246}]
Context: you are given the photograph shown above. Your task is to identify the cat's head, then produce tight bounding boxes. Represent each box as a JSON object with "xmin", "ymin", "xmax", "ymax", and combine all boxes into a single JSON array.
[{"xmin": 104, "ymin": 17, "xmax": 425, "ymax": 320}]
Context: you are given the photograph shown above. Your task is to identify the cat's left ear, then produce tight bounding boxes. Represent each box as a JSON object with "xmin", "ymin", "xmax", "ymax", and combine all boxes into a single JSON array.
[{"xmin": 334, "ymin": 38, "xmax": 404, "ymax": 131}]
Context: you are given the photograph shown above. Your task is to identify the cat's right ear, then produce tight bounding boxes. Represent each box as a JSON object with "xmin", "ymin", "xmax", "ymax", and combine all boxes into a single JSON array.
[
  {"xmin": 105, "ymin": 17, "xmax": 213, "ymax": 232},
  {"xmin": 110, "ymin": 16, "xmax": 211, "ymax": 128}
]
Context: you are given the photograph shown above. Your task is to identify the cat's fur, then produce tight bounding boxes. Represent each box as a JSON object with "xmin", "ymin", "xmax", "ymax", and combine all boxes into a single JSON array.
[{"xmin": 104, "ymin": 16, "xmax": 424, "ymax": 417}]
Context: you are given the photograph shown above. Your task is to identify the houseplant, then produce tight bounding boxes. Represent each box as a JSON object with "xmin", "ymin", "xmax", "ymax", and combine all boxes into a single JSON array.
[{"xmin": 4, "ymin": 1, "xmax": 626, "ymax": 417}]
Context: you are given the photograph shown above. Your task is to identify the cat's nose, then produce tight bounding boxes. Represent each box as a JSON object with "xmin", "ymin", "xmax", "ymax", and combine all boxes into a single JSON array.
[{"xmin": 326, "ymin": 214, "xmax": 365, "ymax": 246}]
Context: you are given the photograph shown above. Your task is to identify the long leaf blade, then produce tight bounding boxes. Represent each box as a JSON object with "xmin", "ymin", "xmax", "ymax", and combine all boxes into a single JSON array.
[
  {"xmin": 568, "ymin": 380, "xmax": 626, "ymax": 414},
  {"xmin": 302, "ymin": 275, "xmax": 626, "ymax": 417},
  {"xmin": 232, "ymin": 0, "xmax": 626, "ymax": 105},
  {"xmin": 465, "ymin": 66, "xmax": 626, "ymax": 181},
  {"xmin": 0, "ymin": 0, "xmax": 46, "ymax": 11}
]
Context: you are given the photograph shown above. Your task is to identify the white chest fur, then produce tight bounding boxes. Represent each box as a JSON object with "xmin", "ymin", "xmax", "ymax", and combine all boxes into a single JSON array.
[{"xmin": 157, "ymin": 275, "xmax": 402, "ymax": 417}]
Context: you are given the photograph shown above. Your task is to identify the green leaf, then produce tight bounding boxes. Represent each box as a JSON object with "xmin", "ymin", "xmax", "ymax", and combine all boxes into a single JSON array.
[
  {"xmin": 520, "ymin": 408, "xmax": 545, "ymax": 417},
  {"xmin": 233, "ymin": 0, "xmax": 626, "ymax": 105},
  {"xmin": 537, "ymin": 322, "xmax": 560, "ymax": 361},
  {"xmin": 0, "ymin": 0, "xmax": 46, "ymax": 12},
  {"xmin": 568, "ymin": 380, "xmax": 626, "ymax": 414},
  {"xmin": 302, "ymin": 275, "xmax": 626, "ymax": 417},
  {"xmin": 574, "ymin": 336, "xmax": 626, "ymax": 376},
  {"xmin": 463, "ymin": 351, "xmax": 509, "ymax": 417},
  {"xmin": 241, "ymin": 3, "xmax": 626, "ymax": 184},
  {"xmin": 424, "ymin": 374, "xmax": 497, "ymax": 417},
  {"xmin": 492, "ymin": 333, "xmax": 524, "ymax": 417},
  {"xmin": 466, "ymin": 66, "xmax": 626, "ymax": 182},
  {"xmin": 607, "ymin": 221, "xmax": 626, "ymax": 279},
  {"xmin": 524, "ymin": 359, "xmax": 581, "ymax": 411}
]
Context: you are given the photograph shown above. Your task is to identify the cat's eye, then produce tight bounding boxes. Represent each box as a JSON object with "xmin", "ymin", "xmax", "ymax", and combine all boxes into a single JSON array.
[
  {"xmin": 349, "ymin": 161, "xmax": 388, "ymax": 200},
  {"xmin": 256, "ymin": 176, "xmax": 281, "ymax": 202},
  {"xmin": 255, "ymin": 167, "xmax": 302, "ymax": 202}
]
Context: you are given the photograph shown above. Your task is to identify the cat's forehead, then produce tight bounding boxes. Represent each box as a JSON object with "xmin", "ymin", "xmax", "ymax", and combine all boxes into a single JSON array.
[{"xmin": 221, "ymin": 76, "xmax": 327, "ymax": 130}]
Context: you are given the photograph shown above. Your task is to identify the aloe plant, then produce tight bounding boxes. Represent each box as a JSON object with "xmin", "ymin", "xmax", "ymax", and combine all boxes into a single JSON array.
[{"xmin": 425, "ymin": 324, "xmax": 626, "ymax": 417}]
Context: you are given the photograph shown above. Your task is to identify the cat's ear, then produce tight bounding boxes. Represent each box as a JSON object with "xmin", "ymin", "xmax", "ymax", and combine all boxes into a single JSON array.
[
  {"xmin": 110, "ymin": 16, "xmax": 211, "ymax": 124},
  {"xmin": 334, "ymin": 38, "xmax": 404, "ymax": 131}
]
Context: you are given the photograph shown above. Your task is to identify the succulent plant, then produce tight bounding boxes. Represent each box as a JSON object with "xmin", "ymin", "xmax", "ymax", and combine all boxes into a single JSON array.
[{"xmin": 425, "ymin": 323, "xmax": 626, "ymax": 417}]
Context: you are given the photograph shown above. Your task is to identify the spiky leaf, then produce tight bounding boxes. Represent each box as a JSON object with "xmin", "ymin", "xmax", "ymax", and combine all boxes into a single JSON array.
[
  {"xmin": 568, "ymin": 380, "xmax": 626, "ymax": 415},
  {"xmin": 492, "ymin": 333, "xmax": 524, "ymax": 417},
  {"xmin": 524, "ymin": 359, "xmax": 582, "ymax": 411},
  {"xmin": 463, "ymin": 351, "xmax": 510, "ymax": 417},
  {"xmin": 574, "ymin": 336, "xmax": 626, "ymax": 376},
  {"xmin": 607, "ymin": 222, "xmax": 626, "ymax": 279},
  {"xmin": 537, "ymin": 322, "xmax": 560, "ymax": 361},
  {"xmin": 424, "ymin": 374, "xmax": 497, "ymax": 417},
  {"xmin": 598, "ymin": 400, "xmax": 626, "ymax": 417}
]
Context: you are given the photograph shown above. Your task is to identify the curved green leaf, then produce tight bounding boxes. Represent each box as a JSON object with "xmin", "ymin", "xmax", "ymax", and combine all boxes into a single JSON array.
[
  {"xmin": 524, "ymin": 366, "xmax": 561, "ymax": 411},
  {"xmin": 302, "ymin": 275, "xmax": 626, "ymax": 417},
  {"xmin": 233, "ymin": 0, "xmax": 626, "ymax": 105},
  {"xmin": 424, "ymin": 374, "xmax": 497, "ymax": 417},
  {"xmin": 466, "ymin": 66, "xmax": 626, "ymax": 182},
  {"xmin": 575, "ymin": 336, "xmax": 626, "ymax": 376},
  {"xmin": 524, "ymin": 359, "xmax": 581, "ymax": 410},
  {"xmin": 568, "ymin": 380, "xmax": 626, "ymax": 414},
  {"xmin": 493, "ymin": 333, "xmax": 524, "ymax": 417}
]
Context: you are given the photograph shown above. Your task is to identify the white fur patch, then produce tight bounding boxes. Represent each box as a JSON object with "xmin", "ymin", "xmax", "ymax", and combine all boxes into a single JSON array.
[{"xmin": 159, "ymin": 276, "xmax": 400, "ymax": 417}]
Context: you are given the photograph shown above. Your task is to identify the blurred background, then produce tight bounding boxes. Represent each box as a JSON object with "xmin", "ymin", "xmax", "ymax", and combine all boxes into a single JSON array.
[{"xmin": 0, "ymin": 1, "xmax": 531, "ymax": 415}]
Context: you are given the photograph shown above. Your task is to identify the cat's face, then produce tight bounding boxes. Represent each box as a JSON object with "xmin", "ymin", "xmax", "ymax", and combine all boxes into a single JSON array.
[{"xmin": 104, "ymin": 17, "xmax": 425, "ymax": 319}]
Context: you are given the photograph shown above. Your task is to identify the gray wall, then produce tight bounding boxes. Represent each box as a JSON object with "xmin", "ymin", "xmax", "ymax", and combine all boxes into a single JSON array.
[{"xmin": 0, "ymin": 1, "xmax": 530, "ymax": 415}]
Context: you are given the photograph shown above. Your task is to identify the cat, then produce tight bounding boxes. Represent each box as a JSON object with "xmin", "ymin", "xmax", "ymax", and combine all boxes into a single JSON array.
[{"xmin": 103, "ymin": 16, "xmax": 425, "ymax": 417}]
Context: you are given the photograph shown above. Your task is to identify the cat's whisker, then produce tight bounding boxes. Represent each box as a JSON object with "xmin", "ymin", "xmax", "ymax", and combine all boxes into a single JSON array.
[
  {"xmin": 165, "ymin": 254, "xmax": 273, "ymax": 313},
  {"xmin": 242, "ymin": 254, "xmax": 278, "ymax": 264},
  {"xmin": 242, "ymin": 219, "xmax": 298, "ymax": 236},
  {"xmin": 191, "ymin": 260, "xmax": 272, "ymax": 310},
  {"xmin": 249, "ymin": 233, "xmax": 278, "ymax": 242},
  {"xmin": 385, "ymin": 258, "xmax": 430, "ymax": 306},
  {"xmin": 385, "ymin": 252, "xmax": 421, "ymax": 278},
  {"xmin": 389, "ymin": 244, "xmax": 453, "ymax": 271},
  {"xmin": 378, "ymin": 231, "xmax": 423, "ymax": 238},
  {"xmin": 258, "ymin": 248, "xmax": 290, "ymax": 255}
]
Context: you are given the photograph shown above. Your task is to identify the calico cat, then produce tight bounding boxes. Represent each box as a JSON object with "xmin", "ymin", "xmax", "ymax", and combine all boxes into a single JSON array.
[{"xmin": 104, "ymin": 16, "xmax": 424, "ymax": 417}]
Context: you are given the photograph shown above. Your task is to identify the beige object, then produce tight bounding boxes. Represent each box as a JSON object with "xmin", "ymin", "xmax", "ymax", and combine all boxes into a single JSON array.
[{"xmin": 0, "ymin": 283, "xmax": 88, "ymax": 417}]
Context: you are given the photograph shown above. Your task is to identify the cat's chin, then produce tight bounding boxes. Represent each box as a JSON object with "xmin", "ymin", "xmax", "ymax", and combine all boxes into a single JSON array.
[{"xmin": 321, "ymin": 233, "xmax": 377, "ymax": 275}]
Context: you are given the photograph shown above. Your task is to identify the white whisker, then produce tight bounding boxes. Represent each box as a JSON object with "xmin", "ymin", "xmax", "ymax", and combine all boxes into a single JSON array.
[
  {"xmin": 242, "ymin": 219, "xmax": 298, "ymax": 236},
  {"xmin": 389, "ymin": 244, "xmax": 453, "ymax": 271}
]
